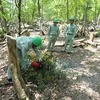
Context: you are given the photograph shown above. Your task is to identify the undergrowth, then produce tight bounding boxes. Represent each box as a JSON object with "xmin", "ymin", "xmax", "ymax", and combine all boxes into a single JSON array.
[{"xmin": 22, "ymin": 51, "xmax": 67, "ymax": 91}]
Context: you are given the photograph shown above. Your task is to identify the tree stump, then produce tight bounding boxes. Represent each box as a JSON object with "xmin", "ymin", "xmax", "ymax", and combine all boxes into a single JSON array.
[
  {"xmin": 6, "ymin": 35, "xmax": 34, "ymax": 100},
  {"xmin": 89, "ymin": 32, "xmax": 94, "ymax": 42}
]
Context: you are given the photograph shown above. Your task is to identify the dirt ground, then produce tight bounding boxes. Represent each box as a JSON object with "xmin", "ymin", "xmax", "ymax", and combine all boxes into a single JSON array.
[{"xmin": 0, "ymin": 35, "xmax": 100, "ymax": 100}]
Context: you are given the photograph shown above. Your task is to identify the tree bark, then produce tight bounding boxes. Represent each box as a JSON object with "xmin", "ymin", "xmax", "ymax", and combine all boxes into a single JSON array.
[
  {"xmin": 94, "ymin": 0, "xmax": 97, "ymax": 27},
  {"xmin": 6, "ymin": 35, "xmax": 34, "ymax": 100},
  {"xmin": 0, "ymin": 0, "xmax": 9, "ymax": 33},
  {"xmin": 83, "ymin": 2, "xmax": 88, "ymax": 35},
  {"xmin": 32, "ymin": 0, "xmax": 36, "ymax": 20},
  {"xmin": 66, "ymin": 0, "xmax": 69, "ymax": 22},
  {"xmin": 74, "ymin": 0, "xmax": 78, "ymax": 24},
  {"xmin": 41, "ymin": 0, "xmax": 44, "ymax": 19},
  {"xmin": 37, "ymin": 0, "xmax": 41, "ymax": 18},
  {"xmin": 15, "ymin": 0, "xmax": 22, "ymax": 36},
  {"xmin": 18, "ymin": 0, "xmax": 22, "ymax": 36}
]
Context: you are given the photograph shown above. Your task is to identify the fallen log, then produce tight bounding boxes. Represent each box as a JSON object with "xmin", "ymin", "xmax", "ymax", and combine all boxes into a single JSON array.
[
  {"xmin": 74, "ymin": 38, "xmax": 99, "ymax": 47},
  {"xmin": 83, "ymin": 40, "xmax": 98, "ymax": 47},
  {"xmin": 72, "ymin": 38, "xmax": 85, "ymax": 48},
  {"xmin": 73, "ymin": 43, "xmax": 85, "ymax": 48},
  {"xmin": 74, "ymin": 38, "xmax": 85, "ymax": 43},
  {"xmin": 20, "ymin": 29, "xmax": 30, "ymax": 36}
]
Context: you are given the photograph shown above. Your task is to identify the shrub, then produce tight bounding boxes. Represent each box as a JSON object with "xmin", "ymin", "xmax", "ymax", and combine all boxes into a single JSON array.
[{"xmin": 22, "ymin": 51, "xmax": 66, "ymax": 91}]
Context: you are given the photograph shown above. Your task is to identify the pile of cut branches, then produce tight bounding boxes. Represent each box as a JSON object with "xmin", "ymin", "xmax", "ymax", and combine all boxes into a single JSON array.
[{"xmin": 22, "ymin": 51, "xmax": 66, "ymax": 91}]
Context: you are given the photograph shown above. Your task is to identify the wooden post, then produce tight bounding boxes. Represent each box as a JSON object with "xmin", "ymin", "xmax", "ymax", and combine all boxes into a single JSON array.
[{"xmin": 6, "ymin": 35, "xmax": 34, "ymax": 100}]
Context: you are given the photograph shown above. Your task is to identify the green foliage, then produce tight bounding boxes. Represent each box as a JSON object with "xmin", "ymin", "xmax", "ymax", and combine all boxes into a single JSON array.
[
  {"xmin": 95, "ymin": 30, "xmax": 100, "ymax": 37},
  {"xmin": 23, "ymin": 52, "xmax": 66, "ymax": 91},
  {"xmin": 0, "ymin": 0, "xmax": 100, "ymax": 27},
  {"xmin": 0, "ymin": 28, "xmax": 4, "ymax": 38}
]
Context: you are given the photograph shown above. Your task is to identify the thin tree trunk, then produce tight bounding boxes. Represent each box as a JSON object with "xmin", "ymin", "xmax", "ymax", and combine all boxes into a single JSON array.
[
  {"xmin": 15, "ymin": 0, "xmax": 22, "ymax": 36},
  {"xmin": 94, "ymin": 0, "xmax": 97, "ymax": 27},
  {"xmin": 75, "ymin": 1, "xmax": 78, "ymax": 24},
  {"xmin": 41, "ymin": 0, "xmax": 43, "ymax": 19},
  {"xmin": 18, "ymin": 0, "xmax": 22, "ymax": 36},
  {"xmin": 66, "ymin": 0, "xmax": 69, "ymax": 22},
  {"xmin": 0, "ymin": 0, "xmax": 9, "ymax": 33},
  {"xmin": 83, "ymin": 2, "xmax": 88, "ymax": 36},
  {"xmin": 37, "ymin": 0, "xmax": 41, "ymax": 18},
  {"xmin": 32, "ymin": 0, "xmax": 36, "ymax": 20}
]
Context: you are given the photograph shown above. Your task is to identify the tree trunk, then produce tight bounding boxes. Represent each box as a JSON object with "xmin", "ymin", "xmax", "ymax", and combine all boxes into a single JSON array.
[
  {"xmin": 74, "ymin": 1, "xmax": 78, "ymax": 24},
  {"xmin": 32, "ymin": 0, "xmax": 36, "ymax": 20},
  {"xmin": 66, "ymin": 0, "xmax": 69, "ymax": 22},
  {"xmin": 83, "ymin": 1, "xmax": 88, "ymax": 36},
  {"xmin": 0, "ymin": 0, "xmax": 9, "ymax": 33},
  {"xmin": 37, "ymin": 0, "xmax": 41, "ymax": 18},
  {"xmin": 15, "ymin": 0, "xmax": 22, "ymax": 36},
  {"xmin": 41, "ymin": 0, "xmax": 44, "ymax": 19},
  {"xmin": 18, "ymin": 0, "xmax": 22, "ymax": 36},
  {"xmin": 6, "ymin": 35, "xmax": 34, "ymax": 100},
  {"xmin": 94, "ymin": 0, "xmax": 97, "ymax": 28}
]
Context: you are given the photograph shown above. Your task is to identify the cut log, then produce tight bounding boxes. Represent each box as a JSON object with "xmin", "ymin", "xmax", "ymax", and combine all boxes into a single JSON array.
[
  {"xmin": 83, "ymin": 40, "xmax": 97, "ymax": 47},
  {"xmin": 74, "ymin": 38, "xmax": 99, "ymax": 47},
  {"xmin": 74, "ymin": 38, "xmax": 85, "ymax": 43},
  {"xmin": 21, "ymin": 29, "xmax": 30, "ymax": 36},
  {"xmin": 73, "ymin": 43, "xmax": 85, "ymax": 48},
  {"xmin": 6, "ymin": 35, "xmax": 34, "ymax": 100}
]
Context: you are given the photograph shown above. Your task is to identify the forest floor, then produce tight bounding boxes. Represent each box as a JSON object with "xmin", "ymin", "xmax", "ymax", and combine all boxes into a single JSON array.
[{"xmin": 0, "ymin": 33, "xmax": 100, "ymax": 100}]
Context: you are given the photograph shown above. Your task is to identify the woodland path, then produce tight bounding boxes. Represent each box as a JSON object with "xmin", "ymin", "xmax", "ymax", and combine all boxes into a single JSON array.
[{"xmin": 0, "ymin": 33, "xmax": 100, "ymax": 100}]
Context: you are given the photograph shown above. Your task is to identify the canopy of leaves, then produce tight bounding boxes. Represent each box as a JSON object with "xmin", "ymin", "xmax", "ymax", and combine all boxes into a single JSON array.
[{"xmin": 0, "ymin": 0, "xmax": 100, "ymax": 24}]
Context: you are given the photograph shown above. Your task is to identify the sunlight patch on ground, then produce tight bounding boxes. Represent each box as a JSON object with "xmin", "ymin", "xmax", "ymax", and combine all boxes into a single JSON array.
[
  {"xmin": 72, "ymin": 81, "xmax": 100, "ymax": 99},
  {"xmin": 89, "ymin": 57, "xmax": 100, "ymax": 62},
  {"xmin": 85, "ymin": 46, "xmax": 97, "ymax": 52},
  {"xmin": 66, "ymin": 67, "xmax": 97, "ymax": 80},
  {"xmin": 56, "ymin": 57, "xmax": 98, "ymax": 80}
]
